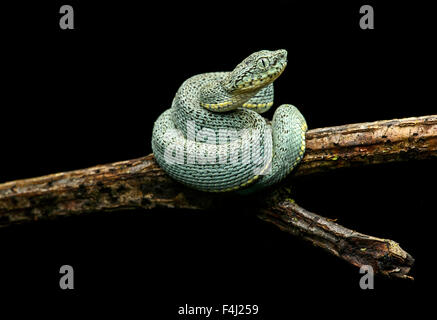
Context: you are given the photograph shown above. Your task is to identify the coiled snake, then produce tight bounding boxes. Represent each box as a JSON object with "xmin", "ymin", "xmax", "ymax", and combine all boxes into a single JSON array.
[{"xmin": 152, "ymin": 49, "xmax": 307, "ymax": 193}]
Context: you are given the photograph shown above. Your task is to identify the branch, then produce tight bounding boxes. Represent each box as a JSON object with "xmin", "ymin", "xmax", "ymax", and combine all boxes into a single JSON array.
[
  {"xmin": 258, "ymin": 198, "xmax": 415, "ymax": 280},
  {"xmin": 299, "ymin": 114, "xmax": 437, "ymax": 175},
  {"xmin": 0, "ymin": 115, "xmax": 436, "ymax": 279}
]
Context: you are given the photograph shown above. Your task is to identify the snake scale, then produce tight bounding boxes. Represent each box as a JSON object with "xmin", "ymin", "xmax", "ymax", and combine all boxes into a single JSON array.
[{"xmin": 152, "ymin": 49, "xmax": 307, "ymax": 193}]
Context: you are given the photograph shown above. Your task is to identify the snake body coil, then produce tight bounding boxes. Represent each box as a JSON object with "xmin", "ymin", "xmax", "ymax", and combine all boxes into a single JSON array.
[{"xmin": 152, "ymin": 50, "xmax": 307, "ymax": 193}]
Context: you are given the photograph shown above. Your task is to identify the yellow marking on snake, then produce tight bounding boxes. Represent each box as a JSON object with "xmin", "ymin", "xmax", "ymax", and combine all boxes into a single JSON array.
[
  {"xmin": 242, "ymin": 102, "xmax": 273, "ymax": 109},
  {"xmin": 212, "ymin": 158, "xmax": 272, "ymax": 192},
  {"xmin": 201, "ymin": 101, "xmax": 233, "ymax": 110}
]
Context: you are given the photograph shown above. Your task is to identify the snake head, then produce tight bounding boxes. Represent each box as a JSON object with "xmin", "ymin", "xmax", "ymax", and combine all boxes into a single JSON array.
[{"xmin": 222, "ymin": 49, "xmax": 287, "ymax": 93}]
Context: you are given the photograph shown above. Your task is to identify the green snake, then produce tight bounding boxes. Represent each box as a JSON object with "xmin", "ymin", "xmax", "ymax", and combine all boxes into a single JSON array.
[{"xmin": 152, "ymin": 49, "xmax": 307, "ymax": 193}]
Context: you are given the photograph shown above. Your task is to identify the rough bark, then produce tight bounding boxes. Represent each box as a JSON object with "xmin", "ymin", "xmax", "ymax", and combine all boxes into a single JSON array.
[
  {"xmin": 0, "ymin": 115, "xmax": 436, "ymax": 279},
  {"xmin": 259, "ymin": 198, "xmax": 415, "ymax": 280},
  {"xmin": 299, "ymin": 114, "xmax": 437, "ymax": 175}
]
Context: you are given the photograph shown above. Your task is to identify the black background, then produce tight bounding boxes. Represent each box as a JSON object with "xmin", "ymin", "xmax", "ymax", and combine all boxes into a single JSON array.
[{"xmin": 0, "ymin": 0, "xmax": 435, "ymax": 317}]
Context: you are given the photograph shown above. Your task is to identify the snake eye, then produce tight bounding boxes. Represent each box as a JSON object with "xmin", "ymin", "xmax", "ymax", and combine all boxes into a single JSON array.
[{"xmin": 257, "ymin": 58, "xmax": 269, "ymax": 70}]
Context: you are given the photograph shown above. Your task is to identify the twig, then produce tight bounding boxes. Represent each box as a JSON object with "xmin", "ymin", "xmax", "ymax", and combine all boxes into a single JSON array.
[
  {"xmin": 0, "ymin": 115, "xmax": 436, "ymax": 279},
  {"xmin": 258, "ymin": 199, "xmax": 415, "ymax": 280}
]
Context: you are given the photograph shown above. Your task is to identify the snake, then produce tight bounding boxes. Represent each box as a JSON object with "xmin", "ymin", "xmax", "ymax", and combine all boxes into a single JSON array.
[{"xmin": 151, "ymin": 49, "xmax": 307, "ymax": 193}]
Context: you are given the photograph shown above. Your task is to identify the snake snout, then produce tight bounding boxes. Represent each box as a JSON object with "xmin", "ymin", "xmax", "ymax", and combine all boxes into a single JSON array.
[{"xmin": 276, "ymin": 49, "xmax": 287, "ymax": 61}]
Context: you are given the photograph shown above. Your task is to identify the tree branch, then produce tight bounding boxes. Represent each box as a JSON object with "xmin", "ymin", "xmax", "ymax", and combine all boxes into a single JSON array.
[
  {"xmin": 258, "ymin": 198, "xmax": 415, "ymax": 280},
  {"xmin": 1, "ymin": 115, "xmax": 436, "ymax": 279},
  {"xmin": 299, "ymin": 114, "xmax": 437, "ymax": 175}
]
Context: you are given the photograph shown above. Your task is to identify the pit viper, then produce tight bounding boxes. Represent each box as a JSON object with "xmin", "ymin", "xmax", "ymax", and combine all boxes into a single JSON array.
[{"xmin": 152, "ymin": 49, "xmax": 307, "ymax": 193}]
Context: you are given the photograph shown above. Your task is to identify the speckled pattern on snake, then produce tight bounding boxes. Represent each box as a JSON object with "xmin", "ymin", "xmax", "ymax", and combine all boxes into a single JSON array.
[{"xmin": 152, "ymin": 49, "xmax": 307, "ymax": 193}]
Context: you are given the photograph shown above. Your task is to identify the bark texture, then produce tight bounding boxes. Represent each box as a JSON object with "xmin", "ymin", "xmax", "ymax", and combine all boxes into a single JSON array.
[
  {"xmin": 300, "ymin": 114, "xmax": 437, "ymax": 175},
  {"xmin": 259, "ymin": 199, "xmax": 415, "ymax": 280},
  {"xmin": 0, "ymin": 114, "xmax": 436, "ymax": 279}
]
